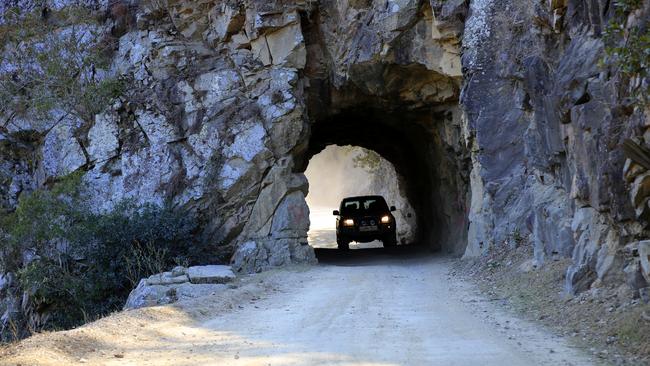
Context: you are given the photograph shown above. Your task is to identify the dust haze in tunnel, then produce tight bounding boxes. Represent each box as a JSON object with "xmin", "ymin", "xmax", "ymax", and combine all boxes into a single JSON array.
[
  {"xmin": 297, "ymin": 106, "xmax": 469, "ymax": 254},
  {"xmin": 304, "ymin": 145, "xmax": 417, "ymax": 248}
]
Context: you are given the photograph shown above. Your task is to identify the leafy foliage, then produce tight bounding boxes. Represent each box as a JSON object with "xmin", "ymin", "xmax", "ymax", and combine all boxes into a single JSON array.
[
  {"xmin": 0, "ymin": 6, "xmax": 124, "ymax": 126},
  {"xmin": 602, "ymin": 0, "xmax": 649, "ymax": 104},
  {"xmin": 352, "ymin": 149, "xmax": 382, "ymax": 172},
  {"xmin": 0, "ymin": 172, "xmax": 198, "ymax": 336}
]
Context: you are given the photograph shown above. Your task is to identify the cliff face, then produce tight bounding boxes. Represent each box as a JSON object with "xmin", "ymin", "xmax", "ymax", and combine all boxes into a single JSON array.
[
  {"xmin": 0, "ymin": 0, "xmax": 648, "ymax": 325},
  {"xmin": 462, "ymin": 0, "xmax": 649, "ymax": 293}
]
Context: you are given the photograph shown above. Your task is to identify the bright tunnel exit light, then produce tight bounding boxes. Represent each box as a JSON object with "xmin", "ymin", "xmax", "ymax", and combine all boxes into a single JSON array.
[{"xmin": 304, "ymin": 145, "xmax": 418, "ymax": 248}]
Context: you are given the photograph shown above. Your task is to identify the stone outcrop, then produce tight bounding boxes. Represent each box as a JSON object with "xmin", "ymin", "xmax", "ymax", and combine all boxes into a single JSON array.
[
  {"xmin": 460, "ymin": 0, "xmax": 649, "ymax": 295},
  {"xmin": 0, "ymin": 0, "xmax": 648, "ymax": 330},
  {"xmin": 124, "ymin": 265, "xmax": 235, "ymax": 309},
  {"xmin": 187, "ymin": 264, "xmax": 236, "ymax": 284}
]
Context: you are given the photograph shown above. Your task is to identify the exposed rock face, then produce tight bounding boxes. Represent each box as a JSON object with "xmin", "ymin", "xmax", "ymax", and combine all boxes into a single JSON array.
[
  {"xmin": 54, "ymin": 0, "xmax": 466, "ymax": 269},
  {"xmin": 460, "ymin": 0, "xmax": 648, "ymax": 294},
  {"xmin": 640, "ymin": 241, "xmax": 650, "ymax": 284},
  {"xmin": 0, "ymin": 0, "xmax": 648, "ymax": 304}
]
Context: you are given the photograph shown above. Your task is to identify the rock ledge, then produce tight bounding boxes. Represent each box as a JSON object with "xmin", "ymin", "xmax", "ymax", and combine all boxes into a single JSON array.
[{"xmin": 124, "ymin": 265, "xmax": 235, "ymax": 310}]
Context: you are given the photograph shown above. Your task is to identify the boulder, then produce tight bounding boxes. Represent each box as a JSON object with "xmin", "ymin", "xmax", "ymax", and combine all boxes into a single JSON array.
[
  {"xmin": 124, "ymin": 280, "xmax": 227, "ymax": 310},
  {"xmin": 187, "ymin": 265, "xmax": 235, "ymax": 284},
  {"xmin": 171, "ymin": 266, "xmax": 187, "ymax": 277},
  {"xmin": 623, "ymin": 259, "xmax": 648, "ymax": 293},
  {"xmin": 145, "ymin": 272, "xmax": 189, "ymax": 286},
  {"xmin": 124, "ymin": 265, "xmax": 234, "ymax": 310},
  {"xmin": 124, "ymin": 281, "xmax": 177, "ymax": 310},
  {"xmin": 640, "ymin": 241, "xmax": 650, "ymax": 283}
]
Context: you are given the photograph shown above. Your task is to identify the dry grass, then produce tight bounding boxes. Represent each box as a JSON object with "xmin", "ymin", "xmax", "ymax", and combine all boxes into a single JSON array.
[
  {"xmin": 453, "ymin": 244, "xmax": 650, "ymax": 365},
  {"xmin": 0, "ymin": 267, "xmax": 292, "ymax": 365}
]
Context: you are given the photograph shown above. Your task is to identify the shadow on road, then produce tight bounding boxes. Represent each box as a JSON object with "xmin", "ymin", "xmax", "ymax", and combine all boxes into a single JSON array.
[{"xmin": 314, "ymin": 244, "xmax": 435, "ymax": 267}]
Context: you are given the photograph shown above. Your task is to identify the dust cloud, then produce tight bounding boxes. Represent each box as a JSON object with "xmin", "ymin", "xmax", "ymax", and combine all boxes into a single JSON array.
[
  {"xmin": 304, "ymin": 145, "xmax": 375, "ymax": 248},
  {"xmin": 304, "ymin": 145, "xmax": 376, "ymax": 209}
]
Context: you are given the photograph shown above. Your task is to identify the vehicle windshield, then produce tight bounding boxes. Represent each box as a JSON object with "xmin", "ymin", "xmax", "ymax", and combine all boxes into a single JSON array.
[{"xmin": 340, "ymin": 197, "xmax": 389, "ymax": 215}]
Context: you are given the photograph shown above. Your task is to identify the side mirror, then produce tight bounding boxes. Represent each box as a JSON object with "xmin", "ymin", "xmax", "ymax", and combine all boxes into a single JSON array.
[
  {"xmin": 390, "ymin": 206, "xmax": 396, "ymax": 212},
  {"xmin": 333, "ymin": 210, "xmax": 340, "ymax": 216}
]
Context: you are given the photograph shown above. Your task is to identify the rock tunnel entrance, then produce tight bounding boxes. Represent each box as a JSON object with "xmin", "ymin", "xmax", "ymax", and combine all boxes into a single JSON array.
[
  {"xmin": 227, "ymin": 2, "xmax": 472, "ymax": 271},
  {"xmin": 296, "ymin": 106, "xmax": 470, "ymax": 254}
]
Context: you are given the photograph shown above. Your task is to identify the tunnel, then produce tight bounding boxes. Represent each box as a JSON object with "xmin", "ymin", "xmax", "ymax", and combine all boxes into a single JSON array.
[
  {"xmin": 228, "ymin": 11, "xmax": 472, "ymax": 270},
  {"xmin": 296, "ymin": 104, "xmax": 471, "ymax": 255},
  {"xmin": 282, "ymin": 4, "xmax": 472, "ymax": 256}
]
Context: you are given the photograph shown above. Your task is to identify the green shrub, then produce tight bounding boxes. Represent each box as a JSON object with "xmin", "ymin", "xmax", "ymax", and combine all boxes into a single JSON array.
[
  {"xmin": 0, "ymin": 172, "xmax": 199, "ymax": 336},
  {"xmin": 0, "ymin": 6, "xmax": 124, "ymax": 126},
  {"xmin": 602, "ymin": 0, "xmax": 649, "ymax": 105},
  {"xmin": 352, "ymin": 149, "xmax": 382, "ymax": 172}
]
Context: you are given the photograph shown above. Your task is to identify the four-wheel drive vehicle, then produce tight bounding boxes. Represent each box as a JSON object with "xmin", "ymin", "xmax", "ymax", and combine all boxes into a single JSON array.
[{"xmin": 333, "ymin": 195, "xmax": 397, "ymax": 250}]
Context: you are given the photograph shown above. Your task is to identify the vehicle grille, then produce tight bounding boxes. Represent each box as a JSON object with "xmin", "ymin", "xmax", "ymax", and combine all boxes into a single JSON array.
[{"xmin": 359, "ymin": 217, "xmax": 377, "ymax": 226}]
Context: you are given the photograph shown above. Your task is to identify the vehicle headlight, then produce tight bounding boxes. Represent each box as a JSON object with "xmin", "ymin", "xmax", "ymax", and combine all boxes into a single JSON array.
[
  {"xmin": 343, "ymin": 219, "xmax": 355, "ymax": 226},
  {"xmin": 380, "ymin": 215, "xmax": 391, "ymax": 224}
]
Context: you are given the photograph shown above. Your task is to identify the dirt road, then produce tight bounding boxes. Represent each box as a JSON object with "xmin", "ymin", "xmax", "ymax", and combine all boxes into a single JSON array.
[{"xmin": 2, "ymin": 248, "xmax": 599, "ymax": 366}]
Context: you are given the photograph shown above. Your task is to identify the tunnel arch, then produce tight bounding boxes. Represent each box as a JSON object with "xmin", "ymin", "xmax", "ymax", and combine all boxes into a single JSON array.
[{"xmin": 296, "ymin": 104, "xmax": 469, "ymax": 253}]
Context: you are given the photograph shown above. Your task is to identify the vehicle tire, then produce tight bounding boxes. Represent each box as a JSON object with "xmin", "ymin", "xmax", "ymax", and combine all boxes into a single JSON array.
[
  {"xmin": 337, "ymin": 239, "xmax": 350, "ymax": 251},
  {"xmin": 383, "ymin": 235, "xmax": 397, "ymax": 248}
]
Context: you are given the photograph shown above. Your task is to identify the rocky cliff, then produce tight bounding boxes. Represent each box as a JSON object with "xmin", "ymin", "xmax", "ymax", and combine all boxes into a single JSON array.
[
  {"xmin": 461, "ymin": 0, "xmax": 649, "ymax": 295},
  {"xmin": 0, "ymin": 0, "xmax": 648, "ymax": 337}
]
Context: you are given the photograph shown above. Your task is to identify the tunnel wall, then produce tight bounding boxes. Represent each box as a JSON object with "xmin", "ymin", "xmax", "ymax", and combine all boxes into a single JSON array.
[{"xmin": 301, "ymin": 105, "xmax": 469, "ymax": 254}]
